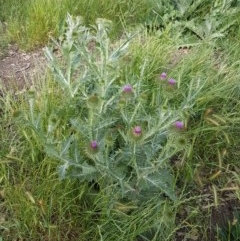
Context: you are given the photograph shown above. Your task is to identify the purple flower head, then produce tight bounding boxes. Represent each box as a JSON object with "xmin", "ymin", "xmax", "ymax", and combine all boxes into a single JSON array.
[
  {"xmin": 90, "ymin": 140, "xmax": 98, "ymax": 149},
  {"xmin": 122, "ymin": 84, "xmax": 133, "ymax": 93},
  {"xmin": 133, "ymin": 126, "xmax": 142, "ymax": 136},
  {"xmin": 168, "ymin": 78, "xmax": 176, "ymax": 86},
  {"xmin": 160, "ymin": 72, "xmax": 167, "ymax": 80},
  {"xmin": 87, "ymin": 140, "xmax": 99, "ymax": 155},
  {"xmin": 175, "ymin": 121, "xmax": 184, "ymax": 130}
]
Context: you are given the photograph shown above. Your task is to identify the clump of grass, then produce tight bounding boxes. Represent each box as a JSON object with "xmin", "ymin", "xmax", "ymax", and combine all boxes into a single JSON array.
[
  {"xmin": 0, "ymin": 0, "xmax": 153, "ymax": 49},
  {"xmin": 0, "ymin": 21, "xmax": 9, "ymax": 58}
]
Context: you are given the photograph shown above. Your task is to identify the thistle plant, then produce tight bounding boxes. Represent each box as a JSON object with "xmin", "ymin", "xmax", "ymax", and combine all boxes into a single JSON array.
[
  {"xmin": 24, "ymin": 15, "xmax": 207, "ymax": 207},
  {"xmin": 13, "ymin": 12, "xmax": 240, "ymax": 240}
]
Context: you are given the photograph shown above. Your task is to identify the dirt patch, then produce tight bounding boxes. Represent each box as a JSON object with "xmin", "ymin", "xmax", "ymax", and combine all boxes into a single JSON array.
[
  {"xmin": 174, "ymin": 180, "xmax": 240, "ymax": 241},
  {"xmin": 208, "ymin": 196, "xmax": 240, "ymax": 240},
  {"xmin": 0, "ymin": 44, "xmax": 47, "ymax": 90}
]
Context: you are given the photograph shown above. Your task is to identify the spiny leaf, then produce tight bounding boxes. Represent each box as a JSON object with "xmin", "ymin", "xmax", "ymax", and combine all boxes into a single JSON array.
[
  {"xmin": 70, "ymin": 162, "xmax": 98, "ymax": 182},
  {"xmin": 139, "ymin": 169, "xmax": 177, "ymax": 201}
]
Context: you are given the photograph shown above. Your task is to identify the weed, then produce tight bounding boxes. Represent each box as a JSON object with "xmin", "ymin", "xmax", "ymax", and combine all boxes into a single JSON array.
[
  {"xmin": 15, "ymin": 14, "xmax": 240, "ymax": 239},
  {"xmin": 1, "ymin": 2, "xmax": 240, "ymax": 240}
]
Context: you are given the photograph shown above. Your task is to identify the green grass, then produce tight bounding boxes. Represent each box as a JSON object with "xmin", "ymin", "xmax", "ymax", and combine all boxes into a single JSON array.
[
  {"xmin": 1, "ymin": 1, "xmax": 240, "ymax": 240},
  {"xmin": 0, "ymin": 0, "xmax": 154, "ymax": 49},
  {"xmin": 0, "ymin": 21, "xmax": 8, "ymax": 58},
  {"xmin": 1, "ymin": 0, "xmax": 239, "ymax": 50}
]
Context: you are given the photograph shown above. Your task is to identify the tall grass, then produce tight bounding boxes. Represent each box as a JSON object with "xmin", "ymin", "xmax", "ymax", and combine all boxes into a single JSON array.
[
  {"xmin": 0, "ymin": 0, "xmax": 154, "ymax": 49},
  {"xmin": 2, "ymin": 0, "xmax": 239, "ymax": 50}
]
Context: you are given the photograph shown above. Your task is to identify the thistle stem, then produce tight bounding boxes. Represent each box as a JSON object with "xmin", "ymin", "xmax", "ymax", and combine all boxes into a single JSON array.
[{"xmin": 132, "ymin": 143, "xmax": 140, "ymax": 181}]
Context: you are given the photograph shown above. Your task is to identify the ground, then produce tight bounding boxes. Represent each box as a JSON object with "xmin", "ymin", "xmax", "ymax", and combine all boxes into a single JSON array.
[{"xmin": 0, "ymin": 44, "xmax": 46, "ymax": 90}]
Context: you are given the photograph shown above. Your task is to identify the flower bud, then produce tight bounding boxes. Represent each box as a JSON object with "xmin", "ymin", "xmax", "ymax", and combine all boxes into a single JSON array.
[
  {"xmin": 160, "ymin": 72, "xmax": 167, "ymax": 80},
  {"xmin": 168, "ymin": 78, "xmax": 176, "ymax": 86},
  {"xmin": 121, "ymin": 84, "xmax": 134, "ymax": 101},
  {"xmin": 87, "ymin": 94, "xmax": 100, "ymax": 108},
  {"xmin": 122, "ymin": 84, "xmax": 133, "ymax": 93},
  {"xmin": 174, "ymin": 121, "xmax": 184, "ymax": 130},
  {"xmin": 133, "ymin": 126, "xmax": 142, "ymax": 137},
  {"xmin": 87, "ymin": 140, "xmax": 99, "ymax": 155},
  {"xmin": 129, "ymin": 126, "xmax": 144, "ymax": 142},
  {"xmin": 90, "ymin": 140, "xmax": 98, "ymax": 149}
]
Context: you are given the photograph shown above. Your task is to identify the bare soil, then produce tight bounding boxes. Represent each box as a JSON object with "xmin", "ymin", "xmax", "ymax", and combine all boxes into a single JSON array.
[{"xmin": 0, "ymin": 44, "xmax": 46, "ymax": 90}]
